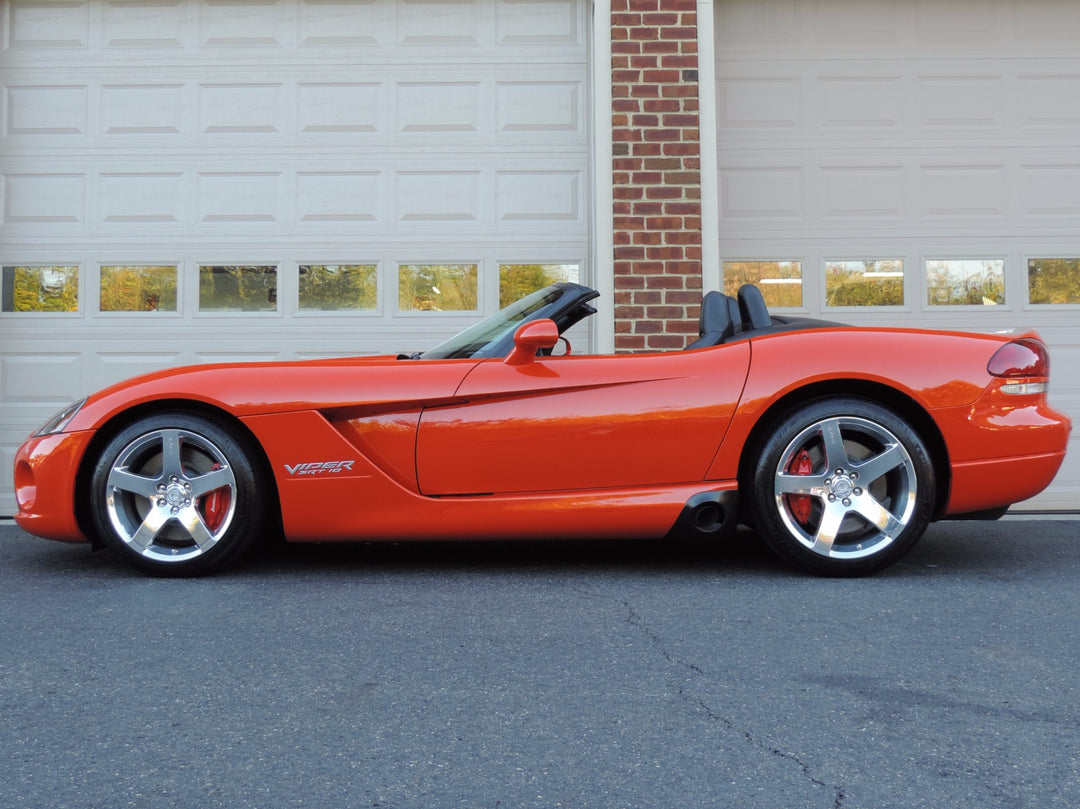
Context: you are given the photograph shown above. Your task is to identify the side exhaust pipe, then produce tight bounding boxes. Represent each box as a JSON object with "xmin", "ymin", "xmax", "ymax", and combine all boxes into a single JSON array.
[{"xmin": 670, "ymin": 490, "xmax": 738, "ymax": 540}]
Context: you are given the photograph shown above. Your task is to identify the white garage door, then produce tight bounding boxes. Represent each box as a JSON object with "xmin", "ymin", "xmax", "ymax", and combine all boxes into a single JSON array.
[
  {"xmin": 714, "ymin": 0, "xmax": 1080, "ymax": 510},
  {"xmin": 0, "ymin": 0, "xmax": 589, "ymax": 515}
]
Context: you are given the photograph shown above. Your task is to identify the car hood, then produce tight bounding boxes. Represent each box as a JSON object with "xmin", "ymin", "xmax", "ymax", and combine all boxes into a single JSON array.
[{"xmin": 65, "ymin": 355, "xmax": 483, "ymax": 433}]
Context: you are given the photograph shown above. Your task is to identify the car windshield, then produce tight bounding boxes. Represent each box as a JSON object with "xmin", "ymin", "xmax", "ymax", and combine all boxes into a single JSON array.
[{"xmin": 419, "ymin": 285, "xmax": 569, "ymax": 360}]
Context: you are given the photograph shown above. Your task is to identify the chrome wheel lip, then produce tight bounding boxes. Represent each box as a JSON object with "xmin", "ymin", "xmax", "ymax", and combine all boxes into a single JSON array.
[
  {"xmin": 772, "ymin": 415, "xmax": 918, "ymax": 560},
  {"xmin": 104, "ymin": 428, "xmax": 238, "ymax": 563}
]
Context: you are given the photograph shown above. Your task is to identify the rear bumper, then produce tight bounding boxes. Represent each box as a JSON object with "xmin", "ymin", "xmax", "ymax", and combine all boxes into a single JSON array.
[
  {"xmin": 939, "ymin": 394, "xmax": 1071, "ymax": 516},
  {"xmin": 12, "ymin": 431, "xmax": 92, "ymax": 543},
  {"xmin": 947, "ymin": 450, "xmax": 1068, "ymax": 515}
]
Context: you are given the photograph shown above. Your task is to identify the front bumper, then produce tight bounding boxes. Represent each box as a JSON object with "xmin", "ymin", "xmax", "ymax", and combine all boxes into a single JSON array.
[{"xmin": 12, "ymin": 430, "xmax": 93, "ymax": 543}]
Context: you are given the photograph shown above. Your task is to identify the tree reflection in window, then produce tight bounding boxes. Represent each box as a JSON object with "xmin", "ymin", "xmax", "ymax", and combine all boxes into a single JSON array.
[
  {"xmin": 1029, "ymin": 258, "xmax": 1080, "ymax": 305},
  {"xmin": 723, "ymin": 261, "xmax": 803, "ymax": 308},
  {"xmin": 926, "ymin": 260, "xmax": 1004, "ymax": 306},
  {"xmin": 825, "ymin": 260, "xmax": 905, "ymax": 307},
  {"xmin": 199, "ymin": 266, "xmax": 277, "ymax": 312},
  {"xmin": 1, "ymin": 266, "xmax": 79, "ymax": 312},
  {"xmin": 299, "ymin": 265, "xmax": 377, "ymax": 311},
  {"xmin": 398, "ymin": 264, "xmax": 477, "ymax": 311},
  {"xmin": 100, "ymin": 266, "xmax": 178, "ymax": 312},
  {"xmin": 498, "ymin": 264, "xmax": 579, "ymax": 308}
]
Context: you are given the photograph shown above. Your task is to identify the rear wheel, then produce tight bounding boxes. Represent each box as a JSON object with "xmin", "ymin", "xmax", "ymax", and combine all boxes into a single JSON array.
[
  {"xmin": 749, "ymin": 398, "xmax": 935, "ymax": 576},
  {"xmin": 88, "ymin": 412, "xmax": 265, "ymax": 576}
]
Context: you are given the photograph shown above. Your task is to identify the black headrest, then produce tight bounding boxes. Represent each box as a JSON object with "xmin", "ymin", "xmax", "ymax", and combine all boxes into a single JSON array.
[
  {"xmin": 686, "ymin": 291, "xmax": 735, "ymax": 349},
  {"xmin": 737, "ymin": 284, "xmax": 771, "ymax": 330}
]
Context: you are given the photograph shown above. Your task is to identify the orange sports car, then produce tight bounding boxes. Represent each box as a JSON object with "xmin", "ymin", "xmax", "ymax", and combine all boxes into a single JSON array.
[{"xmin": 11, "ymin": 283, "xmax": 1071, "ymax": 577}]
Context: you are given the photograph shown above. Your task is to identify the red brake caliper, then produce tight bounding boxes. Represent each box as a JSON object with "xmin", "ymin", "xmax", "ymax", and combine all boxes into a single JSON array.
[
  {"xmin": 199, "ymin": 463, "xmax": 231, "ymax": 532},
  {"xmin": 785, "ymin": 449, "xmax": 814, "ymax": 525}
]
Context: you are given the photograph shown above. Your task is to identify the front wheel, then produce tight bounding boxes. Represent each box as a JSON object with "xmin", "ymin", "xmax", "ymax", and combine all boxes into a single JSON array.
[
  {"xmin": 749, "ymin": 398, "xmax": 936, "ymax": 576},
  {"xmin": 88, "ymin": 412, "xmax": 265, "ymax": 576}
]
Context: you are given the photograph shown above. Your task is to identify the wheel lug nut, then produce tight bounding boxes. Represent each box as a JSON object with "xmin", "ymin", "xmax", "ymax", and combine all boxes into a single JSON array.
[
  {"xmin": 835, "ymin": 468, "xmax": 844, "ymax": 475},
  {"xmin": 842, "ymin": 498, "xmax": 851, "ymax": 507},
  {"xmin": 854, "ymin": 488, "xmax": 863, "ymax": 496},
  {"xmin": 850, "ymin": 472, "xmax": 858, "ymax": 480},
  {"xmin": 828, "ymin": 494, "xmax": 836, "ymax": 502}
]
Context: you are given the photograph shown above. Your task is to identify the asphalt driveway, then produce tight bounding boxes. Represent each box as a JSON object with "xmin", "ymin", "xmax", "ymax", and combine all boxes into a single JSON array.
[{"xmin": 1, "ymin": 516, "xmax": 1078, "ymax": 808}]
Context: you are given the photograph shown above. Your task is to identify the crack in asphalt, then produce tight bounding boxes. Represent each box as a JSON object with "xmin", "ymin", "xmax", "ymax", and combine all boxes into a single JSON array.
[{"xmin": 589, "ymin": 588, "xmax": 847, "ymax": 809}]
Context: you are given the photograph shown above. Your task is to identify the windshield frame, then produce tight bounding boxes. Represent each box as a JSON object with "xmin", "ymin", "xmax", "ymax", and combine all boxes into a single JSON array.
[{"xmin": 418, "ymin": 282, "xmax": 599, "ymax": 360}]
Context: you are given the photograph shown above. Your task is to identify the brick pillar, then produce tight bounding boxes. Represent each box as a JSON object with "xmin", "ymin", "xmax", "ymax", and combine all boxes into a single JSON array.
[{"xmin": 611, "ymin": 0, "xmax": 703, "ymax": 352}]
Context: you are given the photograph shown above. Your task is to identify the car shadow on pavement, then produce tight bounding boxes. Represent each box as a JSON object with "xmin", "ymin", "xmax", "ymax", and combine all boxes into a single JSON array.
[{"xmin": 4, "ymin": 519, "xmax": 1077, "ymax": 580}]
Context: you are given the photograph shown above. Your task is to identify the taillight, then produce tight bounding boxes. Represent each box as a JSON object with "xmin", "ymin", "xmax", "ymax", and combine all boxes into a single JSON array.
[
  {"xmin": 988, "ymin": 339, "xmax": 1049, "ymax": 378},
  {"xmin": 988, "ymin": 338, "xmax": 1050, "ymax": 394}
]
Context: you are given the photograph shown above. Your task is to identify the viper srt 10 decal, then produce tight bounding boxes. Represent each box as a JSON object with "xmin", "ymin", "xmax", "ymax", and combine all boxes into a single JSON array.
[{"xmin": 284, "ymin": 461, "xmax": 355, "ymax": 476}]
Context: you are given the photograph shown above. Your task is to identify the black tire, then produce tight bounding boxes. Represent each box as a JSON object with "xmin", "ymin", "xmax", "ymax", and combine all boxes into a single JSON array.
[
  {"xmin": 88, "ymin": 412, "xmax": 265, "ymax": 576},
  {"xmin": 749, "ymin": 398, "xmax": 935, "ymax": 576}
]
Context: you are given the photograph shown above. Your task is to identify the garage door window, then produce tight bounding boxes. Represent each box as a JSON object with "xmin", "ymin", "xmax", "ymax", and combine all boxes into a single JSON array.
[
  {"xmin": 499, "ymin": 264, "xmax": 580, "ymax": 307},
  {"xmin": 398, "ymin": 264, "xmax": 478, "ymax": 312},
  {"xmin": 1, "ymin": 266, "xmax": 79, "ymax": 313},
  {"xmin": 926, "ymin": 260, "xmax": 1005, "ymax": 306},
  {"xmin": 299, "ymin": 265, "xmax": 378, "ymax": 312},
  {"xmin": 1028, "ymin": 259, "xmax": 1080, "ymax": 305},
  {"xmin": 100, "ymin": 265, "xmax": 178, "ymax": 312},
  {"xmin": 199, "ymin": 266, "xmax": 278, "ymax": 312},
  {"xmin": 722, "ymin": 261, "xmax": 803, "ymax": 308},
  {"xmin": 825, "ymin": 260, "xmax": 905, "ymax": 308}
]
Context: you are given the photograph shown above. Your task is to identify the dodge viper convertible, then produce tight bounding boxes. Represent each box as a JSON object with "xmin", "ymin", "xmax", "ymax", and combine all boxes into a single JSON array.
[{"xmin": 12, "ymin": 283, "xmax": 1072, "ymax": 577}]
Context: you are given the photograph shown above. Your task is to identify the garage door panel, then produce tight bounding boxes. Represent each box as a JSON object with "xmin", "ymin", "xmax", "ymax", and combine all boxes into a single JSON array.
[
  {"xmin": 0, "ymin": 0, "xmax": 588, "ymax": 515},
  {"xmin": 5, "ymin": 0, "xmax": 585, "ymax": 56},
  {"xmin": 716, "ymin": 0, "xmax": 1080, "ymax": 509}
]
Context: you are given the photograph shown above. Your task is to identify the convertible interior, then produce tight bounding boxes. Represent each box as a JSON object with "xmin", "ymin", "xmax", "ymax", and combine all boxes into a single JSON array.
[{"xmin": 686, "ymin": 284, "xmax": 846, "ymax": 349}]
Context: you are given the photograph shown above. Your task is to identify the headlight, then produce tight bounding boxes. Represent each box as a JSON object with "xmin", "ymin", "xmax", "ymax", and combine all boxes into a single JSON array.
[{"xmin": 33, "ymin": 397, "xmax": 88, "ymax": 436}]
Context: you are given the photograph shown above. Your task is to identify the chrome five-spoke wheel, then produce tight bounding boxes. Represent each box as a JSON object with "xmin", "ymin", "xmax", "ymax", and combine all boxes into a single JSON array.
[
  {"xmin": 751, "ymin": 398, "xmax": 935, "ymax": 576},
  {"xmin": 89, "ymin": 413, "xmax": 264, "ymax": 576}
]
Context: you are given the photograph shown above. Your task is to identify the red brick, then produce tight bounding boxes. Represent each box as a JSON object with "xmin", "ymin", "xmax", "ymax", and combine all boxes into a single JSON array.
[
  {"xmin": 663, "ymin": 203, "xmax": 701, "ymax": 217},
  {"xmin": 646, "ymin": 305, "xmax": 685, "ymax": 319},
  {"xmin": 615, "ymin": 305, "xmax": 645, "ymax": 320},
  {"xmin": 631, "ymin": 201, "xmax": 664, "ymax": 215},
  {"xmin": 641, "ymin": 12, "xmax": 679, "ymax": 25},
  {"xmin": 661, "ymin": 83, "xmax": 698, "ymax": 98},
  {"xmin": 641, "ymin": 40, "xmax": 680, "ymax": 55},
  {"xmin": 642, "ymin": 69, "xmax": 681, "ymax": 83},
  {"xmin": 663, "ymin": 171, "xmax": 700, "ymax": 185},
  {"xmin": 660, "ymin": 26, "xmax": 697, "ymax": 39},
  {"xmin": 648, "ymin": 334, "xmax": 688, "ymax": 350},
  {"xmin": 633, "ymin": 289, "xmax": 662, "ymax": 305},
  {"xmin": 662, "ymin": 114, "xmax": 699, "ymax": 128},
  {"xmin": 632, "ymin": 231, "xmax": 663, "ymax": 245},
  {"xmin": 612, "ymin": 186, "xmax": 644, "ymax": 200},
  {"xmin": 644, "ymin": 185, "xmax": 683, "ymax": 199},
  {"xmin": 663, "ymin": 319, "xmax": 699, "ymax": 334},
  {"xmin": 629, "ymin": 54, "xmax": 661, "ymax": 69},
  {"xmin": 646, "ymin": 246, "xmax": 686, "ymax": 260},
  {"xmin": 643, "ymin": 128, "xmax": 681, "ymax": 142},
  {"xmin": 616, "ymin": 335, "xmax": 647, "ymax": 351},
  {"xmin": 662, "ymin": 142, "xmax": 699, "ymax": 156},
  {"xmin": 632, "ymin": 142, "xmax": 664, "ymax": 156}
]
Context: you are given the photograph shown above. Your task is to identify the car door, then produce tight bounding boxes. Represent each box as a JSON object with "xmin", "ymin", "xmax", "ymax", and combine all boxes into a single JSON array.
[{"xmin": 415, "ymin": 343, "xmax": 751, "ymax": 495}]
